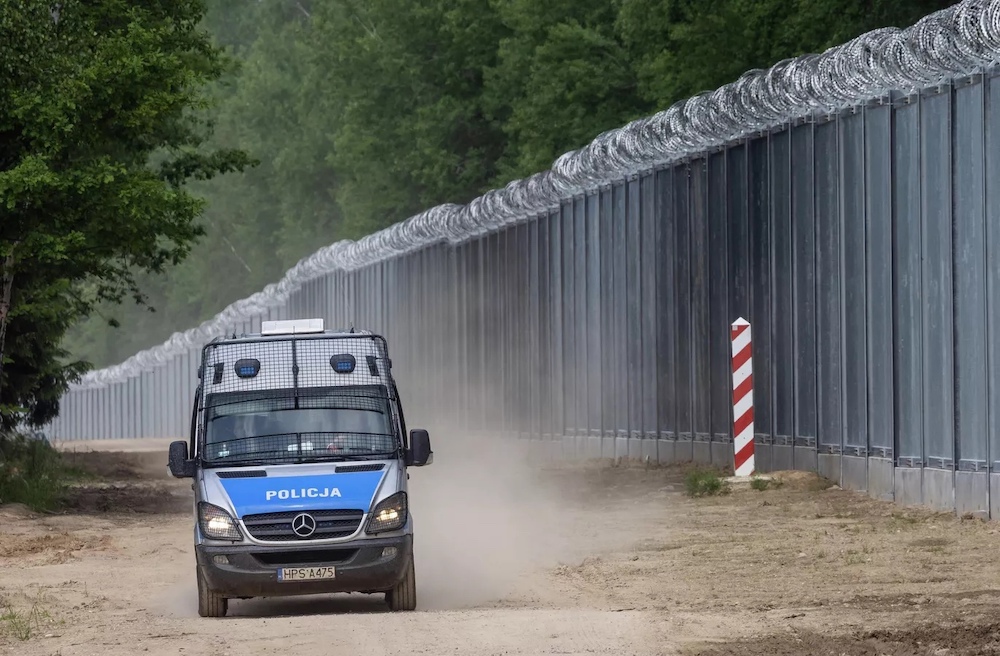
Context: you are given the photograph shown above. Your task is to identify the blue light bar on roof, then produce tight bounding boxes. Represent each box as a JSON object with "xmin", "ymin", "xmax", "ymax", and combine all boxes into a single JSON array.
[
  {"xmin": 234, "ymin": 358, "xmax": 260, "ymax": 378},
  {"xmin": 330, "ymin": 354, "xmax": 356, "ymax": 374}
]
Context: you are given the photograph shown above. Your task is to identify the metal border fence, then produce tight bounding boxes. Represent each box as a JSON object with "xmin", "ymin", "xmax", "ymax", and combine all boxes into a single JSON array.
[{"xmin": 47, "ymin": 0, "xmax": 1000, "ymax": 517}]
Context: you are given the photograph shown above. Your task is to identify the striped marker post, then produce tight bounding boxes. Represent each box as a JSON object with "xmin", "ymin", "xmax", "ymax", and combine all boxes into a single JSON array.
[{"xmin": 731, "ymin": 317, "xmax": 755, "ymax": 477}]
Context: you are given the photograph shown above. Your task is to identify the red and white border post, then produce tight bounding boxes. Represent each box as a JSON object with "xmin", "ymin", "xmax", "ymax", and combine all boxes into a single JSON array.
[{"xmin": 730, "ymin": 318, "xmax": 755, "ymax": 477}]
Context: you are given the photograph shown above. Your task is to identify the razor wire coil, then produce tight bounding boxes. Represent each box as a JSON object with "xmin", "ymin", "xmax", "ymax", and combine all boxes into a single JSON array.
[{"xmin": 74, "ymin": 0, "xmax": 1000, "ymax": 389}]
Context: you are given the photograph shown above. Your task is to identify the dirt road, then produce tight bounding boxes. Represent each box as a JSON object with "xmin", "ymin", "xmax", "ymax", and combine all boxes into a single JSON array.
[{"xmin": 5, "ymin": 438, "xmax": 1000, "ymax": 655}]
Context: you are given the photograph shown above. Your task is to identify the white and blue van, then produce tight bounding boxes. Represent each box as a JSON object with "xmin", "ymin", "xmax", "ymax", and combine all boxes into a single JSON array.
[{"xmin": 167, "ymin": 319, "xmax": 433, "ymax": 617}]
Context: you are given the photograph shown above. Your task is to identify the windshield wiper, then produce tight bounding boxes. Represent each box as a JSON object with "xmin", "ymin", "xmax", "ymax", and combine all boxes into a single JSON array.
[
  {"xmin": 202, "ymin": 457, "xmax": 274, "ymax": 468},
  {"xmin": 296, "ymin": 453, "xmax": 394, "ymax": 463},
  {"xmin": 202, "ymin": 451, "xmax": 397, "ymax": 467}
]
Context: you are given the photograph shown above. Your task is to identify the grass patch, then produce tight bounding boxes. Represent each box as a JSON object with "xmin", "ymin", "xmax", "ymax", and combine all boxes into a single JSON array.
[
  {"xmin": 0, "ymin": 432, "xmax": 81, "ymax": 511},
  {"xmin": 684, "ymin": 468, "xmax": 730, "ymax": 497},
  {"xmin": 888, "ymin": 512, "xmax": 923, "ymax": 529},
  {"xmin": 843, "ymin": 549, "xmax": 867, "ymax": 565},
  {"xmin": 749, "ymin": 475, "xmax": 783, "ymax": 491},
  {"xmin": 0, "ymin": 595, "xmax": 53, "ymax": 641}
]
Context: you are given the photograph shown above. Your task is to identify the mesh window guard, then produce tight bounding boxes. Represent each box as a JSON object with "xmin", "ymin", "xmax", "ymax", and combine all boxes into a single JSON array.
[{"xmin": 195, "ymin": 334, "xmax": 403, "ymax": 466}]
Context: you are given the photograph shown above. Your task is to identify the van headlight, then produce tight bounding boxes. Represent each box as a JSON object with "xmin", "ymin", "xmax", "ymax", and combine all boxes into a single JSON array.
[
  {"xmin": 366, "ymin": 492, "xmax": 407, "ymax": 534},
  {"xmin": 198, "ymin": 502, "xmax": 243, "ymax": 541}
]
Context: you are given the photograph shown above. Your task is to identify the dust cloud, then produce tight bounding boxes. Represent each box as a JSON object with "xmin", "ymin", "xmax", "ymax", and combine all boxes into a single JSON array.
[
  {"xmin": 158, "ymin": 580, "xmax": 199, "ymax": 619},
  {"xmin": 396, "ymin": 280, "xmax": 584, "ymax": 609},
  {"xmin": 407, "ymin": 427, "xmax": 576, "ymax": 610},
  {"xmin": 149, "ymin": 428, "xmax": 586, "ymax": 615}
]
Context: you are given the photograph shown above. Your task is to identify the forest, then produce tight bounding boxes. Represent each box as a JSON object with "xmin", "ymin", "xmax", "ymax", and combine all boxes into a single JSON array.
[{"xmin": 1, "ymin": 0, "xmax": 952, "ymax": 432}]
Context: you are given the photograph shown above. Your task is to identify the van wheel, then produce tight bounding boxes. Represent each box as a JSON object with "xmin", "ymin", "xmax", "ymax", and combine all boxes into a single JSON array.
[
  {"xmin": 197, "ymin": 565, "xmax": 228, "ymax": 618},
  {"xmin": 385, "ymin": 554, "xmax": 416, "ymax": 611}
]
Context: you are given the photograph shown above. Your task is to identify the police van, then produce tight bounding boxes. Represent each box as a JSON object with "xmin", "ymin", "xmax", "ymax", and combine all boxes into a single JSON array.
[{"xmin": 167, "ymin": 318, "xmax": 433, "ymax": 617}]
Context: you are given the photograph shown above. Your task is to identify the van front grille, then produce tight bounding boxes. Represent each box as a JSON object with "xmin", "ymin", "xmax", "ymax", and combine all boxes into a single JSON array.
[
  {"xmin": 253, "ymin": 548, "xmax": 358, "ymax": 566},
  {"xmin": 242, "ymin": 509, "xmax": 364, "ymax": 541}
]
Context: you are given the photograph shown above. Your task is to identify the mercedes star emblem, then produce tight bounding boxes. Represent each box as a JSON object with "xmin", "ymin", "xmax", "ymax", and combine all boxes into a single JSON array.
[{"xmin": 291, "ymin": 512, "xmax": 317, "ymax": 537}]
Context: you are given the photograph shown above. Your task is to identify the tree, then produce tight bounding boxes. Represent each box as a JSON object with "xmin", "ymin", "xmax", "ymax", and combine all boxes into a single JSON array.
[
  {"xmin": 485, "ymin": 0, "xmax": 647, "ymax": 181},
  {"xmin": 1, "ymin": 277, "xmax": 88, "ymax": 432},
  {"xmin": 308, "ymin": 0, "xmax": 510, "ymax": 237},
  {"xmin": 616, "ymin": 0, "xmax": 957, "ymax": 110},
  {"xmin": 62, "ymin": 0, "xmax": 339, "ymax": 368},
  {"xmin": 0, "ymin": 0, "xmax": 252, "ymax": 427}
]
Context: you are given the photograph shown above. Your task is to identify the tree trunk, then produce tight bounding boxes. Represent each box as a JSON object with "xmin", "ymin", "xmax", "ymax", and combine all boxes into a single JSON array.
[{"xmin": 0, "ymin": 249, "xmax": 15, "ymax": 409}]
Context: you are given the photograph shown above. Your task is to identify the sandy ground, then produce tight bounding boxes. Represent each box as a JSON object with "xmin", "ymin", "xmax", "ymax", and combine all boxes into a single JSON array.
[{"xmin": 4, "ymin": 438, "xmax": 1000, "ymax": 655}]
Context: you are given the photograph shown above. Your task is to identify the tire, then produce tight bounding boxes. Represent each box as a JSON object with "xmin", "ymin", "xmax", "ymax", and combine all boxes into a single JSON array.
[
  {"xmin": 197, "ymin": 565, "xmax": 228, "ymax": 618},
  {"xmin": 385, "ymin": 554, "xmax": 416, "ymax": 611}
]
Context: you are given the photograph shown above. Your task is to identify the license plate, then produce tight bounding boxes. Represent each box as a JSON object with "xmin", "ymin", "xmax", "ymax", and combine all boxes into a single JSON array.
[{"xmin": 277, "ymin": 566, "xmax": 336, "ymax": 581}]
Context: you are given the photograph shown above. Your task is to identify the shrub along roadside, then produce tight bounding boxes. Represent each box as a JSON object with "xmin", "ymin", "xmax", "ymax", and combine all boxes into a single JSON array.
[
  {"xmin": 684, "ymin": 468, "xmax": 731, "ymax": 497},
  {"xmin": 0, "ymin": 432, "xmax": 85, "ymax": 511}
]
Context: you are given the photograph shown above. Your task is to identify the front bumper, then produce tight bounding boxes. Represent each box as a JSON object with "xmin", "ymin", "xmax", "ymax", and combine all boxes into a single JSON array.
[{"xmin": 195, "ymin": 534, "xmax": 412, "ymax": 598}]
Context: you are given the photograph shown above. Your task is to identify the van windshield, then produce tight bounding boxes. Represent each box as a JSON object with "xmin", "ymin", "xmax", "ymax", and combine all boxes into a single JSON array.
[{"xmin": 200, "ymin": 388, "xmax": 399, "ymax": 465}]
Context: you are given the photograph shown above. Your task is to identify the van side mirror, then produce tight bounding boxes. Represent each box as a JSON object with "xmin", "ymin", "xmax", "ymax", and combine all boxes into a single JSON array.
[
  {"xmin": 168, "ymin": 440, "xmax": 197, "ymax": 478},
  {"xmin": 408, "ymin": 429, "xmax": 433, "ymax": 467}
]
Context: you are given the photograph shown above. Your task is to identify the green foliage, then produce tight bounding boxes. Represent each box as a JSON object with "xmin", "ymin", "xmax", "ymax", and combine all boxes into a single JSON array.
[
  {"xmin": 486, "ymin": 0, "xmax": 646, "ymax": 180},
  {"xmin": 749, "ymin": 475, "xmax": 781, "ymax": 491},
  {"xmin": 0, "ymin": 433, "xmax": 66, "ymax": 511},
  {"xmin": 1, "ymin": 276, "xmax": 89, "ymax": 431},
  {"xmin": 0, "ymin": 597, "xmax": 52, "ymax": 642},
  {"xmin": 62, "ymin": 0, "xmax": 956, "ymax": 372},
  {"xmin": 684, "ymin": 468, "xmax": 730, "ymax": 498},
  {"xmin": 617, "ymin": 0, "xmax": 954, "ymax": 110},
  {"xmin": 0, "ymin": 0, "xmax": 252, "ymax": 426},
  {"xmin": 309, "ymin": 0, "xmax": 510, "ymax": 235},
  {"xmin": 1, "ymin": 607, "xmax": 33, "ymax": 642}
]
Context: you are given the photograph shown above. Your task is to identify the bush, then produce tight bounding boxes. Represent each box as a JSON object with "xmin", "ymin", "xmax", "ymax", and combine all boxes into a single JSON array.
[
  {"xmin": 0, "ymin": 432, "xmax": 67, "ymax": 511},
  {"xmin": 750, "ymin": 476, "xmax": 770, "ymax": 491},
  {"xmin": 684, "ymin": 468, "xmax": 729, "ymax": 497}
]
